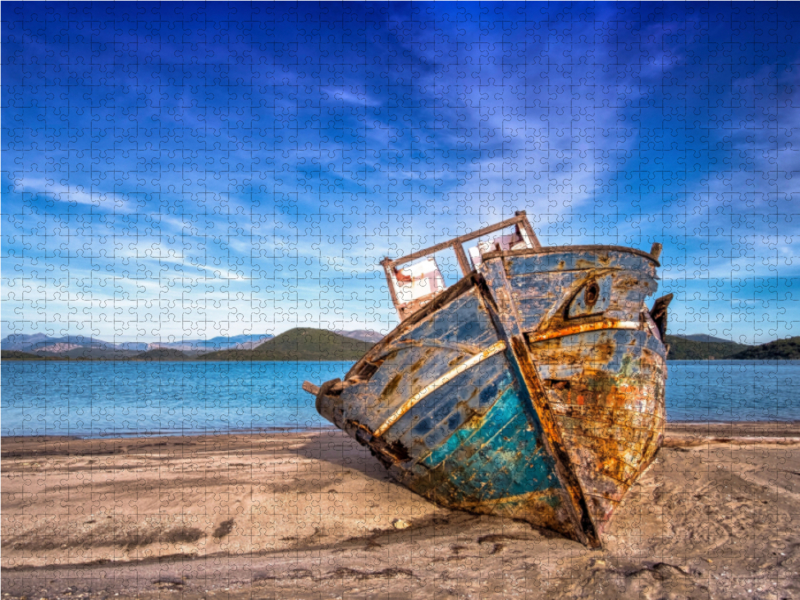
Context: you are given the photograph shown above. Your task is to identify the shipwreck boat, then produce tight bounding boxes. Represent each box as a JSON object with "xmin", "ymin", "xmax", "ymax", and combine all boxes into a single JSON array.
[{"xmin": 303, "ymin": 211, "xmax": 671, "ymax": 547}]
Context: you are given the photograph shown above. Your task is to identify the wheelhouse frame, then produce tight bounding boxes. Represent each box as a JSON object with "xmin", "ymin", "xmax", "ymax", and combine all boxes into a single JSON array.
[{"xmin": 380, "ymin": 210, "xmax": 542, "ymax": 320}]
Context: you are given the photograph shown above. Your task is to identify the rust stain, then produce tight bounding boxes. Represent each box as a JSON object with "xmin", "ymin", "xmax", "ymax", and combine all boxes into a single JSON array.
[
  {"xmin": 528, "ymin": 319, "xmax": 644, "ymax": 343},
  {"xmin": 408, "ymin": 349, "xmax": 433, "ymax": 374},
  {"xmin": 613, "ymin": 275, "xmax": 644, "ymax": 292},
  {"xmin": 545, "ymin": 379, "xmax": 571, "ymax": 391},
  {"xmin": 448, "ymin": 354, "xmax": 465, "ymax": 367},
  {"xmin": 594, "ymin": 338, "xmax": 616, "ymax": 364},
  {"xmin": 380, "ymin": 373, "xmax": 403, "ymax": 401},
  {"xmin": 509, "ymin": 335, "xmax": 601, "ymax": 547},
  {"xmin": 373, "ymin": 341, "xmax": 507, "ymax": 438},
  {"xmin": 310, "ymin": 215, "xmax": 668, "ymax": 549},
  {"xmin": 380, "ymin": 438, "xmax": 411, "ymax": 463},
  {"xmin": 584, "ymin": 280, "xmax": 600, "ymax": 308}
]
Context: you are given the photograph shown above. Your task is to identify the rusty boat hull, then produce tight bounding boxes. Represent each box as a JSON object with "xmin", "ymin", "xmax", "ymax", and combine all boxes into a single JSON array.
[{"xmin": 308, "ymin": 219, "xmax": 669, "ymax": 547}]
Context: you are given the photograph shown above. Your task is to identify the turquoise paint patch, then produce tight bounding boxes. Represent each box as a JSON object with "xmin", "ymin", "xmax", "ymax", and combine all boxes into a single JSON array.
[
  {"xmin": 420, "ymin": 385, "xmax": 518, "ymax": 469},
  {"xmin": 422, "ymin": 425, "xmax": 473, "ymax": 468},
  {"xmin": 419, "ymin": 385, "xmax": 563, "ymax": 505},
  {"xmin": 468, "ymin": 395, "xmax": 560, "ymax": 499},
  {"xmin": 446, "ymin": 409, "xmax": 526, "ymax": 498},
  {"xmin": 485, "ymin": 422, "xmax": 556, "ymax": 499}
]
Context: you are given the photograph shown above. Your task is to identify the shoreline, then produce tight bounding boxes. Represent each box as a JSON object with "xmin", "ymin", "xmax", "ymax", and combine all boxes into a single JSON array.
[
  {"xmin": 3, "ymin": 423, "xmax": 800, "ymax": 463},
  {"xmin": 3, "ymin": 420, "xmax": 800, "ymax": 443},
  {"xmin": 0, "ymin": 425, "xmax": 339, "ymax": 442}
]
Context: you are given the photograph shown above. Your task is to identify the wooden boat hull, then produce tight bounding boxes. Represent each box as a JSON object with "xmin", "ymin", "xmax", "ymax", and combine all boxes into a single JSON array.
[
  {"xmin": 312, "ymin": 245, "xmax": 668, "ymax": 546},
  {"xmin": 482, "ymin": 247, "xmax": 668, "ymax": 533}
]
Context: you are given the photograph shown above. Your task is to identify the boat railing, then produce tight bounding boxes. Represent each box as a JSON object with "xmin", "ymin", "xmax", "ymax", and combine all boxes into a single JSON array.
[{"xmin": 381, "ymin": 210, "xmax": 541, "ymax": 320}]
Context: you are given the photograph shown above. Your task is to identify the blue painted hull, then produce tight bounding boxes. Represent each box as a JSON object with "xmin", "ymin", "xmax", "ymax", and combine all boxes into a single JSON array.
[{"xmin": 314, "ymin": 245, "xmax": 668, "ymax": 546}]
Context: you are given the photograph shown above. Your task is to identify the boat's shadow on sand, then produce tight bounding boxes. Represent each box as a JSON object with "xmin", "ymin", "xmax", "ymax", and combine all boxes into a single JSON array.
[
  {"xmin": 291, "ymin": 433, "xmax": 575, "ymax": 543},
  {"xmin": 294, "ymin": 432, "xmax": 402, "ymax": 487}
]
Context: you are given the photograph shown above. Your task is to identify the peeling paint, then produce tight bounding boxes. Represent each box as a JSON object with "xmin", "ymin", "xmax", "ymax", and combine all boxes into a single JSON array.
[{"xmin": 306, "ymin": 218, "xmax": 668, "ymax": 548}]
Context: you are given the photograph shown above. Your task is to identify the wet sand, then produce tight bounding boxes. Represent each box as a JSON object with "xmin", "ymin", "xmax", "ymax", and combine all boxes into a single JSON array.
[{"xmin": 2, "ymin": 424, "xmax": 800, "ymax": 599}]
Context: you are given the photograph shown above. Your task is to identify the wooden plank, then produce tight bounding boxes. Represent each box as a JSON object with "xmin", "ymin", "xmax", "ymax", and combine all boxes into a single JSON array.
[
  {"xmin": 380, "ymin": 257, "xmax": 402, "ymax": 318},
  {"xmin": 390, "ymin": 213, "xmax": 534, "ymax": 268},
  {"xmin": 453, "ymin": 243, "xmax": 472, "ymax": 276},
  {"xmin": 391, "ymin": 354, "xmax": 511, "ymax": 455},
  {"xmin": 473, "ymin": 270, "xmax": 601, "ymax": 547},
  {"xmin": 517, "ymin": 210, "xmax": 543, "ymax": 250},
  {"xmin": 301, "ymin": 381, "xmax": 320, "ymax": 395},
  {"xmin": 381, "ymin": 212, "xmax": 541, "ymax": 318},
  {"xmin": 649, "ymin": 242, "xmax": 663, "ymax": 261},
  {"xmin": 372, "ymin": 341, "xmax": 507, "ymax": 437},
  {"xmin": 486, "ymin": 245, "xmax": 660, "ymax": 267}
]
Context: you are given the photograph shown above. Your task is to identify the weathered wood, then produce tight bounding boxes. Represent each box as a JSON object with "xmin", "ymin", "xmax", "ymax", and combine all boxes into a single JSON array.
[
  {"xmin": 453, "ymin": 243, "xmax": 472, "ymax": 275},
  {"xmin": 314, "ymin": 216, "xmax": 668, "ymax": 548},
  {"xmin": 516, "ymin": 210, "xmax": 542, "ymax": 250},
  {"xmin": 388, "ymin": 213, "xmax": 535, "ymax": 269},
  {"xmin": 485, "ymin": 244, "xmax": 660, "ymax": 266},
  {"xmin": 474, "ymin": 268, "xmax": 600, "ymax": 547},
  {"xmin": 380, "ymin": 257, "xmax": 402, "ymax": 318},
  {"xmin": 301, "ymin": 381, "xmax": 320, "ymax": 396},
  {"xmin": 649, "ymin": 242, "xmax": 663, "ymax": 261},
  {"xmin": 649, "ymin": 293, "xmax": 673, "ymax": 339},
  {"xmin": 373, "ymin": 341, "xmax": 507, "ymax": 437}
]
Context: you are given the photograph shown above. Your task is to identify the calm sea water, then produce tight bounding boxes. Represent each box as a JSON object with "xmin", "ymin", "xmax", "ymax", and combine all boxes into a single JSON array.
[{"xmin": 2, "ymin": 360, "xmax": 799, "ymax": 437}]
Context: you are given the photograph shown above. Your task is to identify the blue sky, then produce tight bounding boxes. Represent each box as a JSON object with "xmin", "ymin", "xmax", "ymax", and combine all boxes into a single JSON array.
[{"xmin": 2, "ymin": 2, "xmax": 799, "ymax": 344}]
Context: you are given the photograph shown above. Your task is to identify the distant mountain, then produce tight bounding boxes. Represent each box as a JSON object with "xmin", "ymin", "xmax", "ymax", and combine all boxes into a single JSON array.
[
  {"xmin": 665, "ymin": 335, "xmax": 749, "ymax": 360},
  {"xmin": 677, "ymin": 334, "xmax": 741, "ymax": 344},
  {"xmin": 0, "ymin": 334, "xmax": 115, "ymax": 353},
  {"xmin": 1, "ymin": 333, "xmax": 276, "ymax": 358},
  {"xmin": 207, "ymin": 334, "xmax": 273, "ymax": 348},
  {"xmin": 0, "ymin": 333, "xmax": 273, "ymax": 358},
  {"xmin": 4, "ymin": 329, "xmax": 794, "ymax": 361},
  {"xmin": 728, "ymin": 337, "xmax": 800, "ymax": 360},
  {"xmin": 150, "ymin": 334, "xmax": 273, "ymax": 353},
  {"xmin": 40, "ymin": 335, "xmax": 115, "ymax": 350},
  {"xmin": 116, "ymin": 342, "xmax": 150, "ymax": 352},
  {"xmin": 1, "ymin": 350, "xmax": 56, "ymax": 360},
  {"xmin": 147, "ymin": 342, "xmax": 205, "ymax": 353},
  {"xmin": 132, "ymin": 348, "xmax": 190, "ymax": 361},
  {"xmin": 1, "ymin": 334, "xmax": 51, "ymax": 351},
  {"xmin": 36, "ymin": 343, "xmax": 82, "ymax": 353},
  {"xmin": 232, "ymin": 338, "xmax": 273, "ymax": 350},
  {"xmin": 40, "ymin": 347, "xmax": 140, "ymax": 360},
  {"xmin": 333, "ymin": 329, "xmax": 385, "ymax": 343},
  {"xmin": 1, "ymin": 337, "xmax": 137, "ymax": 360},
  {"xmin": 201, "ymin": 328, "xmax": 374, "ymax": 361}
]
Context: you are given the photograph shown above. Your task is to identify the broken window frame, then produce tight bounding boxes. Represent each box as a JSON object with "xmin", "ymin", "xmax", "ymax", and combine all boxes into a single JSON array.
[{"xmin": 380, "ymin": 210, "xmax": 542, "ymax": 320}]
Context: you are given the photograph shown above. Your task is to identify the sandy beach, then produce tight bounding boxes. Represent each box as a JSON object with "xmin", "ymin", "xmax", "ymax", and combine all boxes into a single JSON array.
[{"xmin": 2, "ymin": 424, "xmax": 800, "ymax": 600}]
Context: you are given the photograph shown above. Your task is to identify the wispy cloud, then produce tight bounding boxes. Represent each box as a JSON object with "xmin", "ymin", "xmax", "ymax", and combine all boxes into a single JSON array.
[
  {"xmin": 321, "ymin": 86, "xmax": 381, "ymax": 107},
  {"xmin": 13, "ymin": 178, "xmax": 134, "ymax": 212}
]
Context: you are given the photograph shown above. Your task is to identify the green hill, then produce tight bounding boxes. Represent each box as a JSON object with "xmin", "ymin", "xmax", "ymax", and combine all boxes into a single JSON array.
[
  {"xmin": 1, "ymin": 350, "xmax": 57, "ymax": 360},
  {"xmin": 132, "ymin": 348, "xmax": 190, "ymax": 361},
  {"xmin": 200, "ymin": 328, "xmax": 374, "ymax": 361},
  {"xmin": 665, "ymin": 335, "xmax": 749, "ymax": 360},
  {"xmin": 680, "ymin": 334, "xmax": 737, "ymax": 344},
  {"xmin": 728, "ymin": 336, "xmax": 800, "ymax": 360},
  {"xmin": 56, "ymin": 347, "xmax": 139, "ymax": 360}
]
